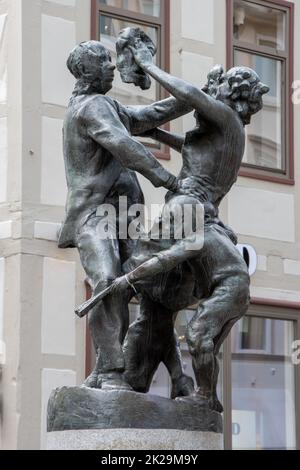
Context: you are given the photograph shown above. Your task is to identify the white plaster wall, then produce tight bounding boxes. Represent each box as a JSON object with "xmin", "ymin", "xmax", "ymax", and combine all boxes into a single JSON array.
[
  {"xmin": 257, "ymin": 255, "xmax": 267, "ymax": 272},
  {"xmin": 181, "ymin": 51, "xmax": 214, "ymax": 88},
  {"xmin": 0, "ymin": 116, "xmax": 7, "ymax": 202},
  {"xmin": 0, "ymin": 220, "xmax": 12, "ymax": 239},
  {"xmin": 228, "ymin": 186, "xmax": 295, "ymax": 242},
  {"xmin": 41, "ymin": 368, "xmax": 76, "ymax": 449},
  {"xmin": 48, "ymin": 0, "xmax": 76, "ymax": 6},
  {"xmin": 251, "ymin": 286, "xmax": 300, "ymax": 303},
  {"xmin": 41, "ymin": 258, "xmax": 76, "ymax": 356},
  {"xmin": 34, "ymin": 221, "xmax": 61, "ymax": 242},
  {"xmin": 0, "ymin": 14, "xmax": 8, "ymax": 103},
  {"xmin": 181, "ymin": 52, "xmax": 214, "ymax": 132},
  {"xmin": 41, "ymin": 117, "xmax": 67, "ymax": 206},
  {"xmin": 41, "ymin": 15, "xmax": 75, "ymax": 106},
  {"xmin": 284, "ymin": 260, "xmax": 300, "ymax": 276},
  {"xmin": 181, "ymin": 0, "xmax": 214, "ymax": 44}
]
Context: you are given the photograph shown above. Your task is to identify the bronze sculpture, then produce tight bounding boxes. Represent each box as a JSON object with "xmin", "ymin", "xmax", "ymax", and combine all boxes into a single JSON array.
[
  {"xmin": 59, "ymin": 40, "xmax": 192, "ymax": 391},
  {"xmin": 61, "ymin": 31, "xmax": 269, "ymax": 412}
]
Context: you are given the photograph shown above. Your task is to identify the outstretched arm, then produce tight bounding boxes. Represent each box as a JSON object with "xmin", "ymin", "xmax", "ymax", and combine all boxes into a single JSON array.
[
  {"xmin": 130, "ymin": 44, "xmax": 230, "ymax": 127},
  {"xmin": 84, "ymin": 96, "xmax": 178, "ymax": 191},
  {"xmin": 143, "ymin": 128, "xmax": 185, "ymax": 153},
  {"xmin": 125, "ymin": 236, "xmax": 200, "ymax": 285},
  {"xmin": 75, "ymin": 233, "xmax": 202, "ymax": 318},
  {"xmin": 125, "ymin": 97, "xmax": 192, "ymax": 136}
]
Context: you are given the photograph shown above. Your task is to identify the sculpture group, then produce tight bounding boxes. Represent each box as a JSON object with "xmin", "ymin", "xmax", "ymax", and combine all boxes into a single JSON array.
[{"xmin": 59, "ymin": 28, "xmax": 269, "ymax": 413}]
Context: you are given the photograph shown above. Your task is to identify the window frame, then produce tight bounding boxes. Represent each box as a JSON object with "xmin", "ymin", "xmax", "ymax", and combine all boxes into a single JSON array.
[
  {"xmin": 91, "ymin": 0, "xmax": 171, "ymax": 160},
  {"xmin": 226, "ymin": 0, "xmax": 295, "ymax": 185},
  {"xmin": 223, "ymin": 299, "xmax": 300, "ymax": 450}
]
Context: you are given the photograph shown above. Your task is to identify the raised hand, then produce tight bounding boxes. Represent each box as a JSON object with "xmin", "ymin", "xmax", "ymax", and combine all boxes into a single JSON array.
[{"xmin": 129, "ymin": 40, "xmax": 153, "ymax": 68}]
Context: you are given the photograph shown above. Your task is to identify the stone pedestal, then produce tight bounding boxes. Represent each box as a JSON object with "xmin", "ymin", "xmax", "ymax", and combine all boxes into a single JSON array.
[
  {"xmin": 47, "ymin": 387, "xmax": 223, "ymax": 450},
  {"xmin": 47, "ymin": 429, "xmax": 223, "ymax": 450}
]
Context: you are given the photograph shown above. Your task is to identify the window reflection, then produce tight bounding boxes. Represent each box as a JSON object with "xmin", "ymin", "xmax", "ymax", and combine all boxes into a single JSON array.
[
  {"xmin": 234, "ymin": 316, "xmax": 271, "ymax": 352},
  {"xmin": 233, "ymin": 0, "xmax": 286, "ymax": 51},
  {"xmin": 232, "ymin": 0, "xmax": 290, "ymax": 179},
  {"xmin": 100, "ymin": 0, "xmax": 161, "ymax": 17},
  {"xmin": 231, "ymin": 316, "xmax": 296, "ymax": 450},
  {"xmin": 234, "ymin": 50, "xmax": 283, "ymax": 171}
]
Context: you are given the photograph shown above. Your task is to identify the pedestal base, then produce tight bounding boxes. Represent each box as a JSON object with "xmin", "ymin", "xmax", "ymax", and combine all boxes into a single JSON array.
[
  {"xmin": 47, "ymin": 386, "xmax": 223, "ymax": 450},
  {"xmin": 47, "ymin": 429, "xmax": 223, "ymax": 450}
]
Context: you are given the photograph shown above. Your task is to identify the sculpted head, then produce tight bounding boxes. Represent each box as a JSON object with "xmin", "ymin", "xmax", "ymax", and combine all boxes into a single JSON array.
[
  {"xmin": 203, "ymin": 65, "xmax": 270, "ymax": 125},
  {"xmin": 67, "ymin": 41, "xmax": 116, "ymax": 95}
]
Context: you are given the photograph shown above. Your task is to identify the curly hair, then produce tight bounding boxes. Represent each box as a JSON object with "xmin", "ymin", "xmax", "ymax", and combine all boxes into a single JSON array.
[{"xmin": 203, "ymin": 65, "xmax": 270, "ymax": 125}]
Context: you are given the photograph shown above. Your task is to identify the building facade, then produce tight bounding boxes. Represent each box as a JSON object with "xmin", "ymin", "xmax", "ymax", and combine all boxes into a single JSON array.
[{"xmin": 0, "ymin": 0, "xmax": 299, "ymax": 450}]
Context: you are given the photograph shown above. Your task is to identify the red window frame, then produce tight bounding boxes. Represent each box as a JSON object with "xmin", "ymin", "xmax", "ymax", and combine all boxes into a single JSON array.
[{"xmin": 226, "ymin": 0, "xmax": 295, "ymax": 185}]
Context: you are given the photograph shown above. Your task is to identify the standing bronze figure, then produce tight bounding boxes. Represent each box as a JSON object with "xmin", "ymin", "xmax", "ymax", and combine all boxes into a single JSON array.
[
  {"xmin": 62, "ymin": 32, "xmax": 269, "ymax": 412},
  {"xmin": 59, "ymin": 40, "xmax": 191, "ymax": 391}
]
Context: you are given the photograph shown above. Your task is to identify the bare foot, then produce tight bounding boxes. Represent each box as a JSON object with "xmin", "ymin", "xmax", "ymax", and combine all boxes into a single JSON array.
[
  {"xmin": 83, "ymin": 370, "xmax": 99, "ymax": 389},
  {"xmin": 210, "ymin": 397, "xmax": 223, "ymax": 413},
  {"xmin": 171, "ymin": 375, "xmax": 195, "ymax": 399},
  {"xmin": 175, "ymin": 389, "xmax": 223, "ymax": 412},
  {"xmin": 175, "ymin": 392, "xmax": 210, "ymax": 408},
  {"xmin": 97, "ymin": 372, "xmax": 133, "ymax": 391}
]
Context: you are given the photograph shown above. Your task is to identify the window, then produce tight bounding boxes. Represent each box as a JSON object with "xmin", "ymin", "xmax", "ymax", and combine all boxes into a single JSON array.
[
  {"xmin": 91, "ymin": 0, "xmax": 171, "ymax": 159},
  {"xmin": 234, "ymin": 316, "xmax": 272, "ymax": 353},
  {"xmin": 230, "ymin": 308, "xmax": 298, "ymax": 450},
  {"xmin": 227, "ymin": 0, "xmax": 294, "ymax": 184}
]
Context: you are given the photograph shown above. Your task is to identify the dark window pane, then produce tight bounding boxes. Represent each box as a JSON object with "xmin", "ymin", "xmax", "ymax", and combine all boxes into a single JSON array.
[
  {"xmin": 231, "ymin": 316, "xmax": 296, "ymax": 450},
  {"xmin": 234, "ymin": 50, "xmax": 284, "ymax": 171},
  {"xmin": 233, "ymin": 0, "xmax": 286, "ymax": 51},
  {"xmin": 240, "ymin": 317, "xmax": 267, "ymax": 351},
  {"xmin": 100, "ymin": 0, "xmax": 161, "ymax": 17},
  {"xmin": 100, "ymin": 14, "xmax": 157, "ymax": 45}
]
